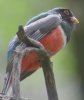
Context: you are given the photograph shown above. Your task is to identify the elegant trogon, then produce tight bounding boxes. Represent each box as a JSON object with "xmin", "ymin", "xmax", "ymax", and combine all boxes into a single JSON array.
[{"xmin": 2, "ymin": 7, "xmax": 79, "ymax": 94}]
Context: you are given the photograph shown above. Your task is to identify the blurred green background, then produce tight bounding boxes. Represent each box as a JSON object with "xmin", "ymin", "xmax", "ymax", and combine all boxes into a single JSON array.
[{"xmin": 0, "ymin": 0, "xmax": 84, "ymax": 100}]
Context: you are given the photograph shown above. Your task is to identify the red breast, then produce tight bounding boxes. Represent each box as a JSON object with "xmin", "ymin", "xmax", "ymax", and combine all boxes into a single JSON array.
[{"xmin": 21, "ymin": 25, "xmax": 66, "ymax": 73}]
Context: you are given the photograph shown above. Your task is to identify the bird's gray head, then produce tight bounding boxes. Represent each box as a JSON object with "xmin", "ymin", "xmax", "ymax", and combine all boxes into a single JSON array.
[
  {"xmin": 48, "ymin": 7, "xmax": 79, "ymax": 41},
  {"xmin": 49, "ymin": 7, "xmax": 79, "ymax": 25}
]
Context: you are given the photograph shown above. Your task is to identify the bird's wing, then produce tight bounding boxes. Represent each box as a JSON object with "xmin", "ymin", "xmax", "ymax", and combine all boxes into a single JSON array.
[
  {"xmin": 24, "ymin": 14, "xmax": 62, "ymax": 41},
  {"xmin": 26, "ymin": 12, "xmax": 49, "ymax": 25}
]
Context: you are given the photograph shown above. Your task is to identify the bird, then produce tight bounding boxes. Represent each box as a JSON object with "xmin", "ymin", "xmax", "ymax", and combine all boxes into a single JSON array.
[{"xmin": 2, "ymin": 7, "xmax": 79, "ymax": 94}]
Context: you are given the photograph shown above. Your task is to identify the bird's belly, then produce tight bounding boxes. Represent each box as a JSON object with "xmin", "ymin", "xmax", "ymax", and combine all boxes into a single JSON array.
[
  {"xmin": 40, "ymin": 25, "xmax": 66, "ymax": 55},
  {"xmin": 21, "ymin": 25, "xmax": 66, "ymax": 73}
]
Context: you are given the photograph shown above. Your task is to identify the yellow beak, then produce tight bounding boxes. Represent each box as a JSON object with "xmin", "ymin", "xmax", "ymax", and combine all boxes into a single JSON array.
[{"xmin": 71, "ymin": 16, "xmax": 79, "ymax": 24}]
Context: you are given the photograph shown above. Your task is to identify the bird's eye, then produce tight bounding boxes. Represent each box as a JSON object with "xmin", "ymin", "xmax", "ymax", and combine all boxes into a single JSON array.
[{"xmin": 64, "ymin": 10, "xmax": 70, "ymax": 15}]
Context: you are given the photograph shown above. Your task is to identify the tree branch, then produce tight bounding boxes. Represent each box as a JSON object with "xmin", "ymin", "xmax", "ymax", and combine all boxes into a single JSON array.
[
  {"xmin": 16, "ymin": 25, "xmax": 58, "ymax": 100},
  {"xmin": 15, "ymin": 46, "xmax": 58, "ymax": 100},
  {"xmin": 12, "ymin": 51, "xmax": 22, "ymax": 100},
  {"xmin": 1, "ymin": 25, "xmax": 58, "ymax": 100}
]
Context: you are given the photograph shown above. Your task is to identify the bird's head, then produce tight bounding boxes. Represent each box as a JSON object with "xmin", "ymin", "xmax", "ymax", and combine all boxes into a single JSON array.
[
  {"xmin": 49, "ymin": 7, "xmax": 79, "ymax": 41},
  {"xmin": 50, "ymin": 7, "xmax": 79, "ymax": 25}
]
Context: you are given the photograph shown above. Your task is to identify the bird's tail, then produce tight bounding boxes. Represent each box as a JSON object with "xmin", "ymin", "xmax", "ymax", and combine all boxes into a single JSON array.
[
  {"xmin": 2, "ymin": 72, "xmax": 12, "ymax": 95},
  {"xmin": 2, "ymin": 55, "xmax": 14, "ymax": 95}
]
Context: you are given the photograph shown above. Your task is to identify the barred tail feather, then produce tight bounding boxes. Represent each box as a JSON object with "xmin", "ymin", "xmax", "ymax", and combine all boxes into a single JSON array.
[{"xmin": 2, "ymin": 72, "xmax": 12, "ymax": 95}]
